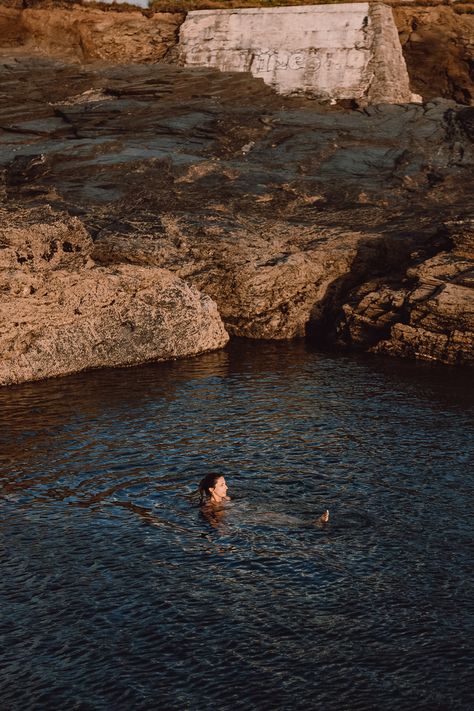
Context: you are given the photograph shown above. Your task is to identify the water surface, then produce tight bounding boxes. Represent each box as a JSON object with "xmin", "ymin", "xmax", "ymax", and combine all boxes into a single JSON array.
[{"xmin": 1, "ymin": 341, "xmax": 473, "ymax": 710}]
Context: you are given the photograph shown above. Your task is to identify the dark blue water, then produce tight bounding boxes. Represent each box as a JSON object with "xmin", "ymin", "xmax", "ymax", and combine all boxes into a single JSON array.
[{"xmin": 1, "ymin": 341, "xmax": 473, "ymax": 711}]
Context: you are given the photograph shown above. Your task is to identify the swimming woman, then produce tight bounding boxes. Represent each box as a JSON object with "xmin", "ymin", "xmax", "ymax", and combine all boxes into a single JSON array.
[
  {"xmin": 199, "ymin": 473, "xmax": 230, "ymax": 505},
  {"xmin": 198, "ymin": 473, "xmax": 230, "ymax": 527},
  {"xmin": 198, "ymin": 473, "xmax": 329, "ymax": 526}
]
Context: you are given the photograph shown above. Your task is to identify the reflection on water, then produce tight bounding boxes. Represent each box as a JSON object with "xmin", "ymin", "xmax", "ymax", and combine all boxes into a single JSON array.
[{"xmin": 1, "ymin": 341, "xmax": 473, "ymax": 710}]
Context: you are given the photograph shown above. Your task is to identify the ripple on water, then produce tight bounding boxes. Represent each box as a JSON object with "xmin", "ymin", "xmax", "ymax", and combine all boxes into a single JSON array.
[{"xmin": 0, "ymin": 341, "xmax": 473, "ymax": 710}]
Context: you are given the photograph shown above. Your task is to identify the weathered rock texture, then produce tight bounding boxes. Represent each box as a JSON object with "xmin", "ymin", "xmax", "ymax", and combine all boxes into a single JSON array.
[
  {"xmin": 337, "ymin": 215, "xmax": 474, "ymax": 365},
  {"xmin": 0, "ymin": 206, "xmax": 228, "ymax": 385},
  {"xmin": 1, "ymin": 3, "xmax": 473, "ymax": 388},
  {"xmin": 394, "ymin": 4, "xmax": 474, "ymax": 106},
  {"xmin": 0, "ymin": 50, "xmax": 473, "ymax": 374},
  {"xmin": 0, "ymin": 5, "xmax": 182, "ymax": 63},
  {"xmin": 1, "ymin": 2, "xmax": 473, "ymax": 105},
  {"xmin": 92, "ymin": 218, "xmax": 368, "ymax": 339},
  {"xmin": 179, "ymin": 3, "xmax": 412, "ymax": 103}
]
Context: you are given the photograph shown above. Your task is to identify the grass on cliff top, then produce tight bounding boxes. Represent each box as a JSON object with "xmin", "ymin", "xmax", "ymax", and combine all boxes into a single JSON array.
[
  {"xmin": 146, "ymin": 0, "xmax": 473, "ymax": 10},
  {"xmin": 148, "ymin": 0, "xmax": 356, "ymax": 10},
  {"xmin": 86, "ymin": 0, "xmax": 373, "ymax": 13},
  {"xmin": 80, "ymin": 0, "xmax": 474, "ymax": 15},
  {"xmin": 55, "ymin": 0, "xmax": 474, "ymax": 14}
]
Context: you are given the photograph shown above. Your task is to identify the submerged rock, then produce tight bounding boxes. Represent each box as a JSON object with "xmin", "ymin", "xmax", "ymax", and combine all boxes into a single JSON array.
[{"xmin": 0, "ymin": 207, "xmax": 228, "ymax": 386}]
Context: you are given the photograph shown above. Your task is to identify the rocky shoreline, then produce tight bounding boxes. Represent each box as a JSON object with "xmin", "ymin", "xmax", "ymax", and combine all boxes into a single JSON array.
[{"xmin": 0, "ymin": 4, "xmax": 473, "ymax": 384}]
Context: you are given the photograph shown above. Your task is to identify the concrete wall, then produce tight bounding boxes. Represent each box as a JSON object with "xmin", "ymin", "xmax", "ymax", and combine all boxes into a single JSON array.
[{"xmin": 179, "ymin": 3, "xmax": 413, "ymax": 104}]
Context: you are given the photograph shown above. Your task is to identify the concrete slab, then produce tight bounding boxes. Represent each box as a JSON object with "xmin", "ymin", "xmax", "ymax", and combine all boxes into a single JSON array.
[{"xmin": 179, "ymin": 3, "xmax": 412, "ymax": 104}]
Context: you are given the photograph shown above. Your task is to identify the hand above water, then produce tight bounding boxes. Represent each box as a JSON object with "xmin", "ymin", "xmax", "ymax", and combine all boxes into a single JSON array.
[{"xmin": 315, "ymin": 509, "xmax": 329, "ymax": 526}]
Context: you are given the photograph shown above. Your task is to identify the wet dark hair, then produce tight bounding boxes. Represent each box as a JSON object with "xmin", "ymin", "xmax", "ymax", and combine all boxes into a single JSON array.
[{"xmin": 198, "ymin": 473, "xmax": 223, "ymax": 504}]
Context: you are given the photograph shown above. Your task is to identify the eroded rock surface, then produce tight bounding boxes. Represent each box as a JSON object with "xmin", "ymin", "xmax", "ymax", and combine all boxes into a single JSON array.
[
  {"xmin": 344, "ymin": 216, "xmax": 474, "ymax": 366},
  {"xmin": 0, "ymin": 4, "xmax": 182, "ymax": 63},
  {"xmin": 1, "ymin": 2, "xmax": 473, "ymax": 105},
  {"xmin": 0, "ymin": 206, "xmax": 228, "ymax": 385},
  {"xmin": 394, "ymin": 4, "xmax": 474, "ymax": 105},
  {"xmin": 332, "ymin": 207, "xmax": 474, "ymax": 365},
  {"xmin": 0, "ymin": 56, "xmax": 473, "ymax": 374}
]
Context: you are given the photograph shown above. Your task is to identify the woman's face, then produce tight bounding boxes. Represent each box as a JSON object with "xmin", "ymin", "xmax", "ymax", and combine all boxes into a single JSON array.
[{"xmin": 209, "ymin": 476, "xmax": 228, "ymax": 502}]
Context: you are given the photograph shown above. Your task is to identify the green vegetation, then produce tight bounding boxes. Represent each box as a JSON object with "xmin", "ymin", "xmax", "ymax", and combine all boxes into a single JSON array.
[
  {"xmin": 146, "ymin": 0, "xmax": 474, "ymax": 10},
  {"xmin": 147, "ymin": 0, "xmax": 373, "ymax": 12},
  {"xmin": 80, "ymin": 0, "xmax": 474, "ymax": 15}
]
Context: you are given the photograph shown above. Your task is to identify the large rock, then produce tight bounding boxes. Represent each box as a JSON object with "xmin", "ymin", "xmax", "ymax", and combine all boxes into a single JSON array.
[
  {"xmin": 2, "ymin": 5, "xmax": 182, "ymax": 63},
  {"xmin": 0, "ymin": 208, "xmax": 228, "ymax": 386},
  {"xmin": 92, "ymin": 218, "xmax": 369, "ymax": 339},
  {"xmin": 335, "ymin": 216, "xmax": 474, "ymax": 366},
  {"xmin": 375, "ymin": 217, "xmax": 474, "ymax": 366},
  {"xmin": 0, "ymin": 58, "xmax": 472, "ymax": 370},
  {"xmin": 179, "ymin": 3, "xmax": 412, "ymax": 103},
  {"xmin": 394, "ymin": 4, "xmax": 474, "ymax": 105}
]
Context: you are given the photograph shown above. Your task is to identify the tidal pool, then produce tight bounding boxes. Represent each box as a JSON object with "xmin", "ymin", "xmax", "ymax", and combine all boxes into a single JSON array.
[{"xmin": 1, "ymin": 340, "xmax": 473, "ymax": 710}]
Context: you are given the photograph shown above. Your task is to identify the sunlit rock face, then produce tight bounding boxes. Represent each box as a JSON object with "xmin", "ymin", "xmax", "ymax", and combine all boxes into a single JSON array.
[
  {"xmin": 179, "ymin": 3, "xmax": 412, "ymax": 103},
  {"xmin": 0, "ymin": 4, "xmax": 182, "ymax": 64},
  {"xmin": 394, "ymin": 4, "xmax": 474, "ymax": 106},
  {"xmin": 2, "ymin": 3, "xmax": 472, "ymax": 106},
  {"xmin": 0, "ymin": 208, "xmax": 229, "ymax": 386},
  {"xmin": 0, "ymin": 58, "xmax": 473, "ymax": 372}
]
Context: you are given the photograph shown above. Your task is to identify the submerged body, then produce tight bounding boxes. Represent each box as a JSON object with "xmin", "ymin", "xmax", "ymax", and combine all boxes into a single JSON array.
[{"xmin": 198, "ymin": 473, "xmax": 329, "ymax": 527}]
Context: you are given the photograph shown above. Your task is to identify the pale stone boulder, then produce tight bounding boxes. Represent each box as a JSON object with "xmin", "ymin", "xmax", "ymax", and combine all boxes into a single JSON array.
[
  {"xmin": 92, "ymin": 219, "xmax": 369, "ymax": 341},
  {"xmin": 0, "ymin": 210, "xmax": 228, "ymax": 386},
  {"xmin": 179, "ymin": 3, "xmax": 412, "ymax": 103}
]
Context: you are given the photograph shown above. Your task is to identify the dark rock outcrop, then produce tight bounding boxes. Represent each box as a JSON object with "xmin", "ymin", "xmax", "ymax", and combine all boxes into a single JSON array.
[{"xmin": 372, "ymin": 217, "xmax": 474, "ymax": 366}]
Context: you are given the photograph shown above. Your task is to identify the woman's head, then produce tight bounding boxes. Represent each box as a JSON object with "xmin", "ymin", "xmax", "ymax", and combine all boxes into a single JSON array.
[{"xmin": 198, "ymin": 473, "xmax": 228, "ymax": 504}]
